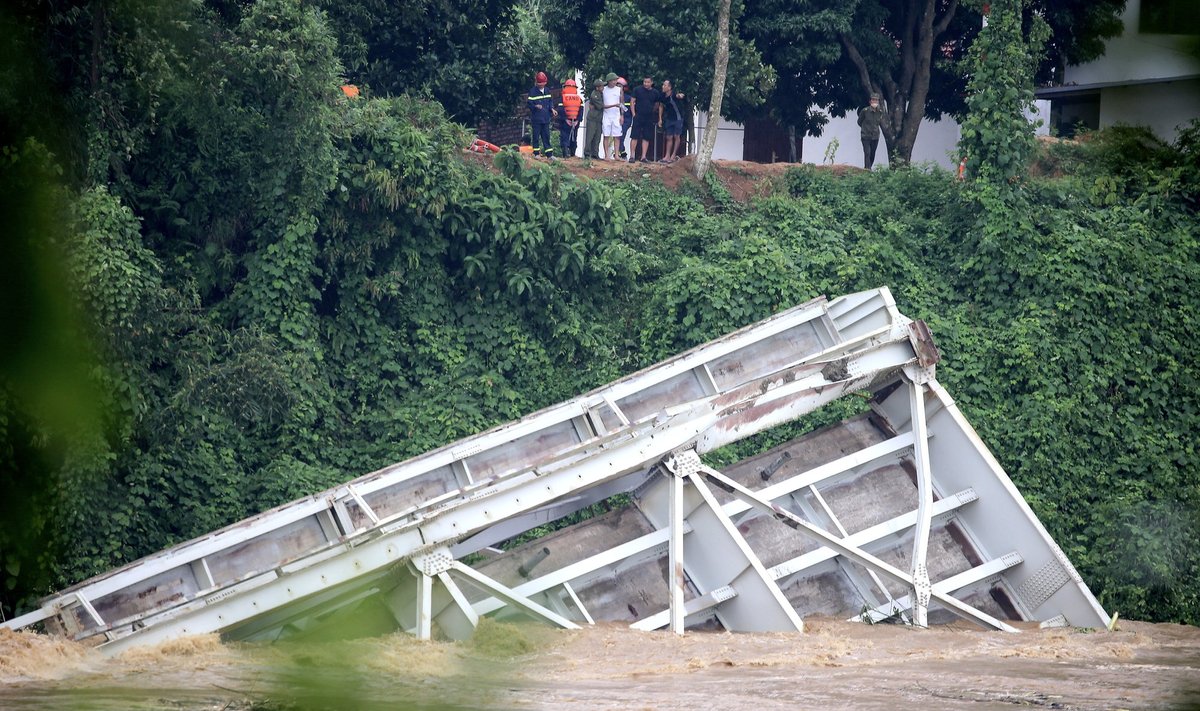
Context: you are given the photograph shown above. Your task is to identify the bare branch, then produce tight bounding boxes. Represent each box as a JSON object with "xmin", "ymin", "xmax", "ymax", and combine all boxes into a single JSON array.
[
  {"xmin": 900, "ymin": 0, "xmax": 919, "ymax": 94},
  {"xmin": 902, "ymin": 0, "xmax": 916, "ymax": 96},
  {"xmin": 839, "ymin": 32, "xmax": 875, "ymax": 98},
  {"xmin": 902, "ymin": 0, "xmax": 918, "ymax": 51},
  {"xmin": 882, "ymin": 74, "xmax": 900, "ymax": 100},
  {"xmin": 934, "ymin": 0, "xmax": 961, "ymax": 37}
]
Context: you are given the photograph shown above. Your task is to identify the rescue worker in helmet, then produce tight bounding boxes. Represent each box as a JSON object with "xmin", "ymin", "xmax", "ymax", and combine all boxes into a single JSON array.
[
  {"xmin": 557, "ymin": 78, "xmax": 583, "ymax": 158},
  {"xmin": 527, "ymin": 71, "xmax": 556, "ymax": 159}
]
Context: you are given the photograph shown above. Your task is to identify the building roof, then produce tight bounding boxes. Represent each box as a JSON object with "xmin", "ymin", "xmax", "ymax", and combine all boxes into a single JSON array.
[{"xmin": 1036, "ymin": 73, "xmax": 1200, "ymax": 99}]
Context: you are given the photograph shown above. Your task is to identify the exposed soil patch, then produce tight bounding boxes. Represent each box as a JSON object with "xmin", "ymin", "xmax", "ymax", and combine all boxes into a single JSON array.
[{"xmin": 462, "ymin": 149, "xmax": 865, "ymax": 202}]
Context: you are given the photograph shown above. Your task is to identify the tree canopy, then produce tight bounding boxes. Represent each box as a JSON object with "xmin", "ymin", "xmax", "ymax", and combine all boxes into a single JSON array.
[
  {"xmin": 315, "ymin": 0, "xmax": 562, "ymax": 124},
  {"xmin": 584, "ymin": 0, "xmax": 775, "ymax": 123}
]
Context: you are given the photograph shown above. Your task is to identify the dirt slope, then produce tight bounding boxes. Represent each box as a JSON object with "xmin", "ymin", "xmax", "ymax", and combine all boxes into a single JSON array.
[{"xmin": 465, "ymin": 151, "xmax": 863, "ymax": 201}]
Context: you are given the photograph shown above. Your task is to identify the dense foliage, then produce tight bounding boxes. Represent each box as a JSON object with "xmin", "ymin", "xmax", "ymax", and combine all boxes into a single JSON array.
[
  {"xmin": 585, "ymin": 0, "xmax": 775, "ymax": 124},
  {"xmin": 315, "ymin": 0, "xmax": 562, "ymax": 124},
  {"xmin": 958, "ymin": 0, "xmax": 1049, "ymax": 184},
  {"xmin": 2, "ymin": 0, "xmax": 1197, "ymax": 630}
]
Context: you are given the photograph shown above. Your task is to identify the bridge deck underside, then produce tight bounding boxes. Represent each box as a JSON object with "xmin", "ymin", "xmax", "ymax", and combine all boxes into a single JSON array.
[{"xmin": 466, "ymin": 411, "xmax": 1013, "ymax": 634}]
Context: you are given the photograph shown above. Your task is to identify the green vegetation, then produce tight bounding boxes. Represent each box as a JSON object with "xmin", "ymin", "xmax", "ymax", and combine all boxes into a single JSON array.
[
  {"xmin": 959, "ymin": 0, "xmax": 1049, "ymax": 185},
  {"xmin": 1, "ymin": 0, "xmax": 1197, "ymax": 630}
]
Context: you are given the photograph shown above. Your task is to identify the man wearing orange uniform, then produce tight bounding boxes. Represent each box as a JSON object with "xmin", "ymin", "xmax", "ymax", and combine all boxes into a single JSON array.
[{"xmin": 557, "ymin": 78, "xmax": 583, "ymax": 158}]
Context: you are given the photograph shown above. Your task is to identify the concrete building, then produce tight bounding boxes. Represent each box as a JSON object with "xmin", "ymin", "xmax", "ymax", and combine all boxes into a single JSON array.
[
  {"xmin": 1035, "ymin": 0, "xmax": 1200, "ymax": 141},
  {"xmin": 694, "ymin": 0, "xmax": 1197, "ymax": 168}
]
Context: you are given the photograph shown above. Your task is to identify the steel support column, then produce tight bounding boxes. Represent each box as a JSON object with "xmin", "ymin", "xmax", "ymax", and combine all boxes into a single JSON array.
[
  {"xmin": 661, "ymin": 452, "xmax": 804, "ymax": 634},
  {"xmin": 908, "ymin": 377, "xmax": 934, "ymax": 627},
  {"xmin": 667, "ymin": 464, "xmax": 687, "ymax": 635},
  {"xmin": 415, "ymin": 569, "xmax": 433, "ymax": 640}
]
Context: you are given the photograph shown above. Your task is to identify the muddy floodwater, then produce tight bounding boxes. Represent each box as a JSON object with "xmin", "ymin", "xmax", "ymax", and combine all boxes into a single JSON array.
[{"xmin": 2, "ymin": 618, "xmax": 1199, "ymax": 710}]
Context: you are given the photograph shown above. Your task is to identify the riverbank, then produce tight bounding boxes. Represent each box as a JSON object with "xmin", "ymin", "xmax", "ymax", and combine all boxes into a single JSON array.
[{"xmin": 3, "ymin": 618, "xmax": 1198, "ymax": 709}]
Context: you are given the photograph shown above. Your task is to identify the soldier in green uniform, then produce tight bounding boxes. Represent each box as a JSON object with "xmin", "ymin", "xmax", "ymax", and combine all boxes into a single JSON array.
[
  {"xmin": 857, "ymin": 92, "xmax": 884, "ymax": 169},
  {"xmin": 585, "ymin": 78, "xmax": 605, "ymax": 159}
]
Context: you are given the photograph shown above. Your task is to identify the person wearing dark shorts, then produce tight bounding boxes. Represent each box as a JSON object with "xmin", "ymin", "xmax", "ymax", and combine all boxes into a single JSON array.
[
  {"xmin": 660, "ymin": 79, "xmax": 686, "ymax": 162},
  {"xmin": 630, "ymin": 77, "xmax": 663, "ymax": 162},
  {"xmin": 618, "ymin": 78, "xmax": 632, "ymax": 158}
]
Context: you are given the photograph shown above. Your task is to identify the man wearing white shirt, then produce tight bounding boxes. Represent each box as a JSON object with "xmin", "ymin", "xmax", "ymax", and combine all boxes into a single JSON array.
[{"xmin": 601, "ymin": 73, "xmax": 623, "ymax": 161}]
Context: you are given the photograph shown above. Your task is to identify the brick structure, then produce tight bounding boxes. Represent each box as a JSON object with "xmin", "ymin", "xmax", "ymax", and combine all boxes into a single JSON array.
[{"xmin": 477, "ymin": 116, "xmax": 525, "ymax": 148}]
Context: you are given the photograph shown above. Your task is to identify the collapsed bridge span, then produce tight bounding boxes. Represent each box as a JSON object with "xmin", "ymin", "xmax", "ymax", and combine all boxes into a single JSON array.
[{"xmin": 3, "ymin": 288, "xmax": 1109, "ymax": 652}]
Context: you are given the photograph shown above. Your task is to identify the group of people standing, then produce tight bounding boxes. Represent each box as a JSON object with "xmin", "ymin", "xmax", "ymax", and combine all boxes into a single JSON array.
[
  {"xmin": 531, "ymin": 71, "xmax": 887, "ymax": 169},
  {"xmin": 527, "ymin": 71, "xmax": 690, "ymax": 162}
]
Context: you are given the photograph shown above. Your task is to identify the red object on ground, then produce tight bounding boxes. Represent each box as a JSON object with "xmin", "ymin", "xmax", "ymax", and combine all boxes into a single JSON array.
[{"xmin": 468, "ymin": 138, "xmax": 502, "ymax": 154}]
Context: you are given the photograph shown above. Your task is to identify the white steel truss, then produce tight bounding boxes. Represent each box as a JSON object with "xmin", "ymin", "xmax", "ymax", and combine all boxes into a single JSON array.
[{"xmin": 2, "ymin": 288, "xmax": 1110, "ymax": 653}]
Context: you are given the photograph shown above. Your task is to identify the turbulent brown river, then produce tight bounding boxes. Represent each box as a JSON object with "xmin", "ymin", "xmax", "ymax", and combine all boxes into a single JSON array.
[{"xmin": 2, "ymin": 618, "xmax": 1199, "ymax": 710}]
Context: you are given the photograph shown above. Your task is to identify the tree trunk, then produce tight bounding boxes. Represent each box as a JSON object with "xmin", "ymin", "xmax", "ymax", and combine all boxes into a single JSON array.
[
  {"xmin": 90, "ymin": 1, "xmax": 105, "ymax": 93},
  {"xmin": 840, "ymin": 0, "xmax": 960, "ymax": 165},
  {"xmin": 694, "ymin": 0, "xmax": 732, "ymax": 180}
]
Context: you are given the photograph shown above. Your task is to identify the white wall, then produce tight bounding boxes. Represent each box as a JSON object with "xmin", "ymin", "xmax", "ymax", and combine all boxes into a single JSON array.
[
  {"xmin": 1065, "ymin": 0, "xmax": 1200, "ymax": 86},
  {"xmin": 1031, "ymin": 100, "xmax": 1052, "ymax": 135},
  {"xmin": 695, "ymin": 110, "xmax": 966, "ymax": 169},
  {"xmin": 1101, "ymin": 78, "xmax": 1200, "ymax": 139},
  {"xmin": 694, "ymin": 113, "xmax": 748, "ymax": 161},
  {"xmin": 801, "ymin": 113, "xmax": 960, "ymax": 169},
  {"xmin": 801, "ymin": 100, "xmax": 1050, "ymax": 171},
  {"xmin": 696, "ymin": 99, "xmax": 1051, "ymax": 170}
]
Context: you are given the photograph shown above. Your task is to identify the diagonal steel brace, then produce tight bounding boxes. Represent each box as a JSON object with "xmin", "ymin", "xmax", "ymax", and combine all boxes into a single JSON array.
[{"xmin": 686, "ymin": 455, "xmax": 1018, "ymax": 633}]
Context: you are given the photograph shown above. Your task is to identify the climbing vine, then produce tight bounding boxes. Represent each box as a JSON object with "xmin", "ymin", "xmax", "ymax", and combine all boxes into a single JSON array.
[{"xmin": 958, "ymin": 0, "xmax": 1050, "ymax": 186}]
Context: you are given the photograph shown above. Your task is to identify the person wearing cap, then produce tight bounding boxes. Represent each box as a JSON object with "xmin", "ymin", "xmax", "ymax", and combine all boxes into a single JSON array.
[
  {"xmin": 617, "ymin": 77, "xmax": 632, "ymax": 159},
  {"xmin": 630, "ymin": 76, "xmax": 663, "ymax": 162},
  {"xmin": 585, "ymin": 78, "xmax": 604, "ymax": 159},
  {"xmin": 857, "ymin": 92, "xmax": 884, "ymax": 169},
  {"xmin": 527, "ymin": 71, "xmax": 556, "ymax": 159},
  {"xmin": 602, "ymin": 73, "xmax": 623, "ymax": 160},
  {"xmin": 557, "ymin": 78, "xmax": 583, "ymax": 158}
]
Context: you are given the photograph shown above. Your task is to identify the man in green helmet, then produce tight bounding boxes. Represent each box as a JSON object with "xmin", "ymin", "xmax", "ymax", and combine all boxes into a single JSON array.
[{"xmin": 585, "ymin": 78, "xmax": 605, "ymax": 159}]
